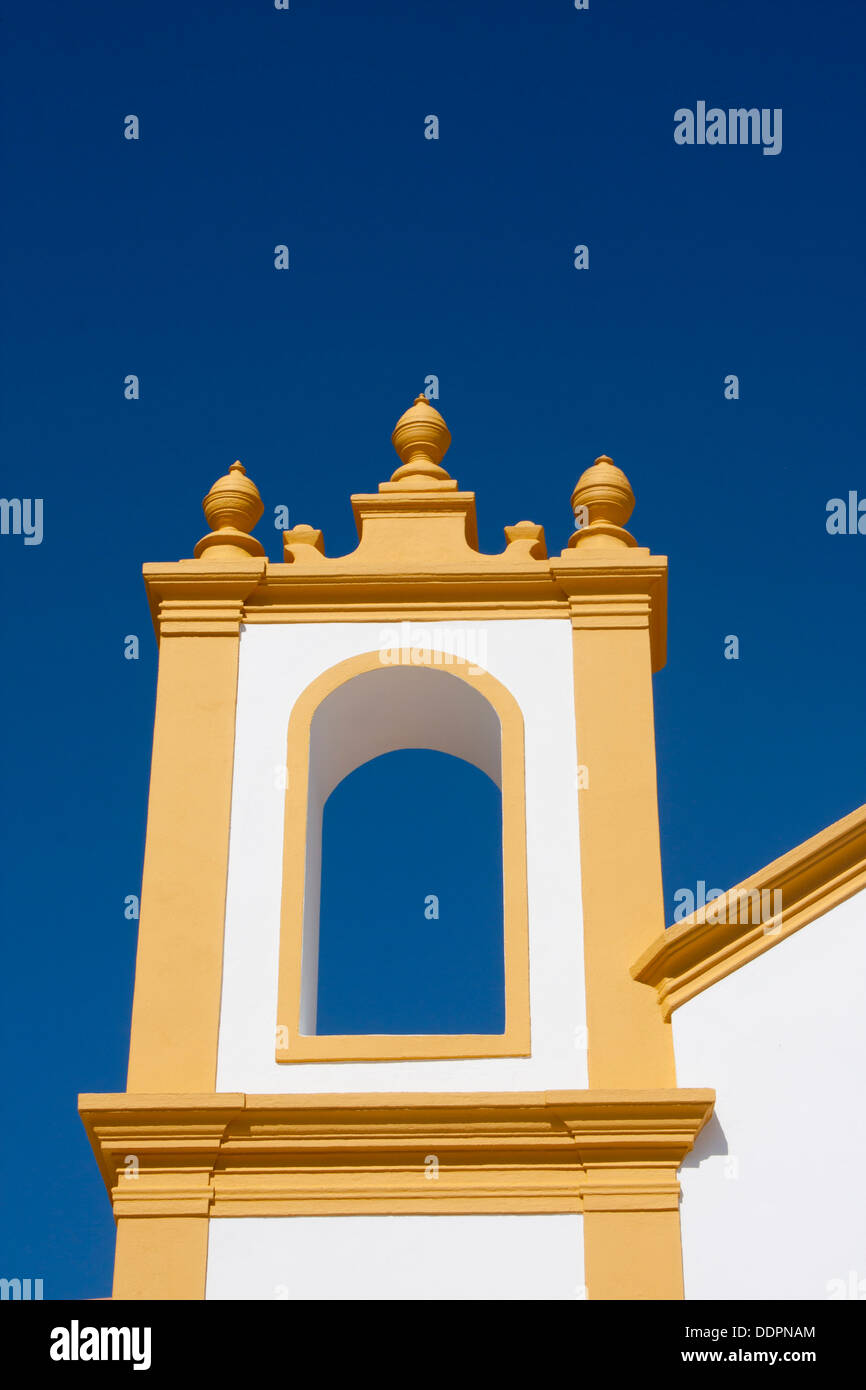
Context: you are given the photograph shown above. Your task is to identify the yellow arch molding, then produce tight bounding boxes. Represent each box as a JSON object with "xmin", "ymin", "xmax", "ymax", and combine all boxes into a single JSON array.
[{"xmin": 275, "ymin": 649, "xmax": 531, "ymax": 1062}]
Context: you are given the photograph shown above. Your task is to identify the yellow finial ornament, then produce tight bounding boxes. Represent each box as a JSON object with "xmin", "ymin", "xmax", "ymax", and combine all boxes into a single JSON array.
[
  {"xmin": 194, "ymin": 460, "xmax": 266, "ymax": 558},
  {"xmin": 389, "ymin": 394, "xmax": 453, "ymax": 487},
  {"xmin": 567, "ymin": 454, "xmax": 637, "ymax": 550}
]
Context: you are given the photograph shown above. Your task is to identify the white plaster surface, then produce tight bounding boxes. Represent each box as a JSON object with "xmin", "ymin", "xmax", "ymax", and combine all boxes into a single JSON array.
[
  {"xmin": 205, "ymin": 1213, "xmax": 585, "ymax": 1300},
  {"xmin": 674, "ymin": 888, "xmax": 866, "ymax": 1300}
]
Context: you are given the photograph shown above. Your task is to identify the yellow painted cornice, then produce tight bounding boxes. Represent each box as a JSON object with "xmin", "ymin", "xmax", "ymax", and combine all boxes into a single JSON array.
[
  {"xmin": 143, "ymin": 559, "xmax": 267, "ymax": 640},
  {"xmin": 550, "ymin": 550, "xmax": 668, "ymax": 672},
  {"xmin": 140, "ymin": 404, "xmax": 667, "ymax": 662},
  {"xmin": 143, "ymin": 540, "xmax": 668, "ymax": 652},
  {"xmin": 632, "ymin": 801, "xmax": 866, "ymax": 1019},
  {"xmin": 79, "ymin": 1089, "xmax": 714, "ymax": 1218},
  {"xmin": 142, "ymin": 553, "xmax": 669, "ymax": 643}
]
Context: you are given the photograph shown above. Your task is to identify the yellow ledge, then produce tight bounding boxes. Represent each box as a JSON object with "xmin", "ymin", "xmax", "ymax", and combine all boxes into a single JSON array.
[
  {"xmin": 632, "ymin": 800, "xmax": 866, "ymax": 1019},
  {"xmin": 79, "ymin": 1089, "xmax": 714, "ymax": 1219},
  {"xmin": 143, "ymin": 550, "xmax": 668, "ymax": 670}
]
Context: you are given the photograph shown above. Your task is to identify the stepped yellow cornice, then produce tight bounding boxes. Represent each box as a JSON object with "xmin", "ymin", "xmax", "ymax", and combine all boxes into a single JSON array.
[
  {"xmin": 632, "ymin": 801, "xmax": 866, "ymax": 1018},
  {"xmin": 79, "ymin": 1089, "xmax": 715, "ymax": 1219}
]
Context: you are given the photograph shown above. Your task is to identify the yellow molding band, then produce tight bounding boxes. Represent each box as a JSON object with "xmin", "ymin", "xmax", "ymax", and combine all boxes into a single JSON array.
[
  {"xmin": 142, "ymin": 556, "xmax": 666, "ymax": 670},
  {"xmin": 243, "ymin": 602, "xmax": 569, "ymax": 622},
  {"xmin": 633, "ymin": 799, "xmax": 866, "ymax": 1019},
  {"xmin": 80, "ymin": 1088, "xmax": 713, "ymax": 1299},
  {"xmin": 275, "ymin": 650, "xmax": 531, "ymax": 1061}
]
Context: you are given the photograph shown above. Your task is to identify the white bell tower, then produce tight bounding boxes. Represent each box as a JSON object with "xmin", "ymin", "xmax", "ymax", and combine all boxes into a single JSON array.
[{"xmin": 80, "ymin": 395, "xmax": 713, "ymax": 1300}]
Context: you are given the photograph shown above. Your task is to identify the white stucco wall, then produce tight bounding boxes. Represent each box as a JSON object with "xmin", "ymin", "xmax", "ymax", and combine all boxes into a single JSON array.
[
  {"xmin": 674, "ymin": 887, "xmax": 866, "ymax": 1300},
  {"xmin": 216, "ymin": 618, "xmax": 588, "ymax": 1093},
  {"xmin": 205, "ymin": 1213, "xmax": 585, "ymax": 1300}
]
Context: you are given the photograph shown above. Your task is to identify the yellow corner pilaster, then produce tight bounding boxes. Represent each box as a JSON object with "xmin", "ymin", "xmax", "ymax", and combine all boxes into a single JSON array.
[
  {"xmin": 577, "ymin": 603, "xmax": 673, "ymax": 1085},
  {"xmin": 126, "ymin": 564, "xmax": 265, "ymax": 1092},
  {"xmin": 583, "ymin": 1207, "xmax": 684, "ymax": 1300},
  {"xmin": 551, "ymin": 552, "xmax": 675, "ymax": 1089},
  {"xmin": 113, "ymin": 1216, "xmax": 209, "ymax": 1301}
]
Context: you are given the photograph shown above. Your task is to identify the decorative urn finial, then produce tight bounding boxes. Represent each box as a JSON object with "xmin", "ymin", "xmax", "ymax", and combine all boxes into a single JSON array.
[
  {"xmin": 568, "ymin": 454, "xmax": 637, "ymax": 550},
  {"xmin": 194, "ymin": 460, "xmax": 266, "ymax": 558},
  {"xmin": 389, "ymin": 395, "xmax": 453, "ymax": 485}
]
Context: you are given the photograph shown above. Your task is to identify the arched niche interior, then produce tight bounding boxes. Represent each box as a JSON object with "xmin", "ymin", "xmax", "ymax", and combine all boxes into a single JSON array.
[{"xmin": 306, "ymin": 667, "xmax": 504, "ymax": 1035}]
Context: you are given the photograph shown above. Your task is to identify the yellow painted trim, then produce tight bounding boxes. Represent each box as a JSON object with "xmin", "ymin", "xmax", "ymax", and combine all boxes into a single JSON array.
[
  {"xmin": 80, "ymin": 1090, "xmax": 712, "ymax": 1284},
  {"xmin": 275, "ymin": 650, "xmax": 531, "ymax": 1061},
  {"xmin": 550, "ymin": 554, "xmax": 677, "ymax": 1089},
  {"xmin": 633, "ymin": 800, "xmax": 866, "ymax": 1019},
  {"xmin": 127, "ymin": 564, "xmax": 264, "ymax": 1091},
  {"xmin": 243, "ymin": 600, "xmax": 569, "ymax": 622},
  {"xmin": 113, "ymin": 1217, "xmax": 209, "ymax": 1301},
  {"xmin": 583, "ymin": 1210, "xmax": 685, "ymax": 1300},
  {"xmin": 143, "ymin": 555, "xmax": 665, "ymax": 649}
]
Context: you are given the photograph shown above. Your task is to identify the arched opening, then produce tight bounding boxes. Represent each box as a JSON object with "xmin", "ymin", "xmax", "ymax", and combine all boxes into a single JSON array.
[
  {"xmin": 276, "ymin": 652, "xmax": 531, "ymax": 1062},
  {"xmin": 316, "ymin": 748, "xmax": 505, "ymax": 1035},
  {"xmin": 298, "ymin": 663, "xmax": 503, "ymax": 1035}
]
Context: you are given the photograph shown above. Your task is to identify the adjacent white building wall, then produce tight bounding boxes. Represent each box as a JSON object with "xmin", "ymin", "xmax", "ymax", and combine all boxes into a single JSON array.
[
  {"xmin": 674, "ymin": 888, "xmax": 866, "ymax": 1300},
  {"xmin": 205, "ymin": 1214, "xmax": 585, "ymax": 1300},
  {"xmin": 216, "ymin": 619, "xmax": 588, "ymax": 1093}
]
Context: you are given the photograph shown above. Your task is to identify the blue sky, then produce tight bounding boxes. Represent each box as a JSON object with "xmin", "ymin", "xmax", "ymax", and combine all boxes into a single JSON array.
[{"xmin": 1, "ymin": 0, "xmax": 863, "ymax": 1298}]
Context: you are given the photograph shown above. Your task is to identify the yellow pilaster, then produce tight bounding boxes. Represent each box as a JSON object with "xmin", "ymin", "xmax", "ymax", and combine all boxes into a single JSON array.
[
  {"xmin": 552, "ymin": 456, "xmax": 675, "ymax": 1088},
  {"xmin": 113, "ymin": 1216, "xmax": 209, "ymax": 1301},
  {"xmin": 126, "ymin": 563, "xmax": 265, "ymax": 1092},
  {"xmin": 583, "ymin": 1207, "xmax": 684, "ymax": 1300},
  {"xmin": 553, "ymin": 453, "xmax": 682, "ymax": 1298},
  {"xmin": 568, "ymin": 591, "xmax": 675, "ymax": 1087}
]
